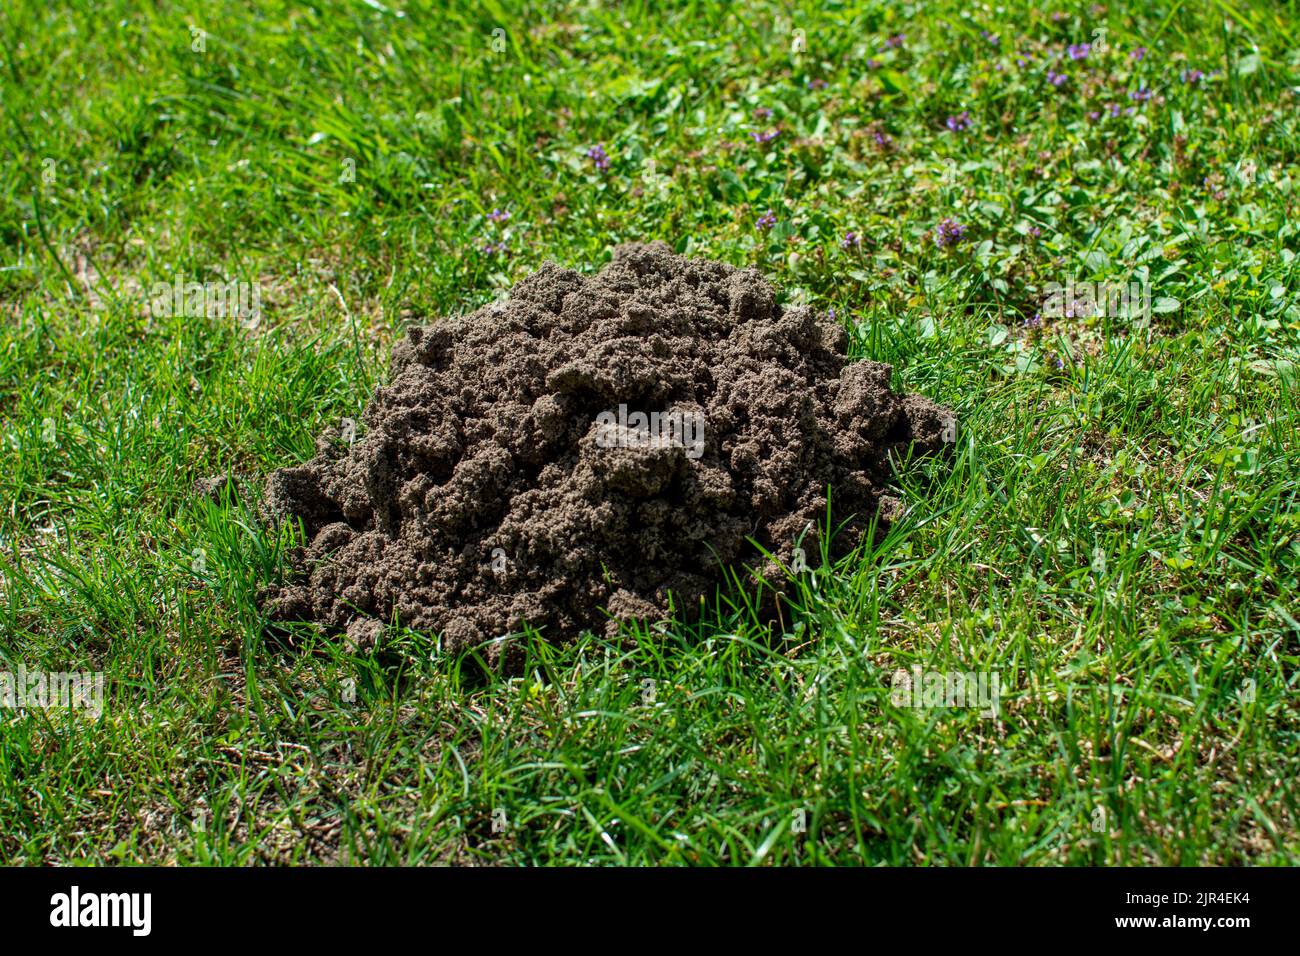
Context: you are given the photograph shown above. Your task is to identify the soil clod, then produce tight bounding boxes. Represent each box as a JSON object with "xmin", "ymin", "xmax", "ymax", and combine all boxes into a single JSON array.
[{"xmin": 260, "ymin": 242, "xmax": 951, "ymax": 663}]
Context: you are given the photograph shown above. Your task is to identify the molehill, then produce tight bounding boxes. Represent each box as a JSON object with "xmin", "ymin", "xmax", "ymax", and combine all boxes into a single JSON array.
[{"xmin": 260, "ymin": 242, "xmax": 951, "ymax": 664}]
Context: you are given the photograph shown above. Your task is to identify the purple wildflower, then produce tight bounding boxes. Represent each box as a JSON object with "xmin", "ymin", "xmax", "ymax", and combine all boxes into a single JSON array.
[
  {"xmin": 1046, "ymin": 70, "xmax": 1068, "ymax": 87},
  {"xmin": 1023, "ymin": 312, "xmax": 1043, "ymax": 329},
  {"xmin": 981, "ymin": 30, "xmax": 1001, "ymax": 46},
  {"xmin": 1067, "ymin": 43, "xmax": 1091, "ymax": 60},
  {"xmin": 1129, "ymin": 86, "xmax": 1152, "ymax": 101},
  {"xmin": 753, "ymin": 107, "xmax": 773, "ymax": 120},
  {"xmin": 807, "ymin": 77, "xmax": 828, "ymax": 89},
  {"xmin": 841, "ymin": 231, "xmax": 861, "ymax": 250},
  {"xmin": 945, "ymin": 110, "xmax": 973, "ymax": 132},
  {"xmin": 585, "ymin": 143, "xmax": 610, "ymax": 171},
  {"xmin": 865, "ymin": 57, "xmax": 882, "ymax": 69},
  {"xmin": 872, "ymin": 128, "xmax": 895, "ymax": 150},
  {"xmin": 884, "ymin": 33, "xmax": 906, "ymax": 49},
  {"xmin": 1182, "ymin": 68, "xmax": 1204, "ymax": 84},
  {"xmin": 1129, "ymin": 47, "xmax": 1146, "ymax": 61},
  {"xmin": 750, "ymin": 128, "xmax": 781, "ymax": 145},
  {"xmin": 487, "ymin": 208, "xmax": 510, "ymax": 223},
  {"xmin": 934, "ymin": 217, "xmax": 967, "ymax": 248},
  {"xmin": 756, "ymin": 210, "xmax": 777, "ymax": 230}
]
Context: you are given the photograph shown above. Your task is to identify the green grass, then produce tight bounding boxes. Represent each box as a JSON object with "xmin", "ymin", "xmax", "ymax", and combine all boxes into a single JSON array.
[{"xmin": 1, "ymin": 0, "xmax": 1298, "ymax": 865}]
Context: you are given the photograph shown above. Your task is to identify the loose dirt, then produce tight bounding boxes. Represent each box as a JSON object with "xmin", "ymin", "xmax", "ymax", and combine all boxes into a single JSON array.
[{"xmin": 260, "ymin": 242, "xmax": 951, "ymax": 664}]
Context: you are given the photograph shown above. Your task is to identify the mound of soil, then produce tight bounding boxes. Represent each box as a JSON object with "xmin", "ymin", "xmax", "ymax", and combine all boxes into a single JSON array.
[{"xmin": 260, "ymin": 242, "xmax": 951, "ymax": 663}]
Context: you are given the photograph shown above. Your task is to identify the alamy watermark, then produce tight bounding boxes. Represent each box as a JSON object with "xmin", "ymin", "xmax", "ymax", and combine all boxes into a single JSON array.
[
  {"xmin": 147, "ymin": 277, "xmax": 262, "ymax": 325},
  {"xmin": 594, "ymin": 404, "xmax": 705, "ymax": 460},
  {"xmin": 50, "ymin": 886, "xmax": 150, "ymax": 936},
  {"xmin": 890, "ymin": 666, "xmax": 1001, "ymax": 719},
  {"xmin": 1042, "ymin": 278, "xmax": 1150, "ymax": 322},
  {"xmin": 1, "ymin": 666, "xmax": 104, "ymax": 719}
]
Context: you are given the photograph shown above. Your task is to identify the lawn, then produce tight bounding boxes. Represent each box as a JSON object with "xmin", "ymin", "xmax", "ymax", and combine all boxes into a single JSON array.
[{"xmin": 0, "ymin": 0, "xmax": 1297, "ymax": 865}]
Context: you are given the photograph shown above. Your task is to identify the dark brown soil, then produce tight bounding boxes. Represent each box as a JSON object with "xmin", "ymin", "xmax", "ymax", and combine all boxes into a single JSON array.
[{"xmin": 260, "ymin": 242, "xmax": 951, "ymax": 664}]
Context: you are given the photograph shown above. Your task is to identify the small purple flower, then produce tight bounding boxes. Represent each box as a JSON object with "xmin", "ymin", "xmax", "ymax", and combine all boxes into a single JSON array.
[
  {"xmin": 750, "ymin": 128, "xmax": 781, "ymax": 145},
  {"xmin": 480, "ymin": 239, "xmax": 509, "ymax": 255},
  {"xmin": 1129, "ymin": 86, "xmax": 1152, "ymax": 101},
  {"xmin": 1028, "ymin": 225, "xmax": 1042, "ymax": 238},
  {"xmin": 1067, "ymin": 43, "xmax": 1091, "ymax": 60},
  {"xmin": 756, "ymin": 210, "xmax": 777, "ymax": 230},
  {"xmin": 753, "ymin": 107, "xmax": 773, "ymax": 120},
  {"xmin": 934, "ymin": 217, "xmax": 967, "ymax": 248},
  {"xmin": 487, "ymin": 208, "xmax": 510, "ymax": 223},
  {"xmin": 841, "ymin": 231, "xmax": 861, "ymax": 250},
  {"xmin": 945, "ymin": 110, "xmax": 973, "ymax": 132},
  {"xmin": 1023, "ymin": 312, "xmax": 1043, "ymax": 329},
  {"xmin": 1129, "ymin": 47, "xmax": 1146, "ymax": 61},
  {"xmin": 1087, "ymin": 110, "xmax": 1101, "ymax": 122},
  {"xmin": 981, "ymin": 30, "xmax": 1001, "ymax": 46},
  {"xmin": 1182, "ymin": 68, "xmax": 1204, "ymax": 85},
  {"xmin": 884, "ymin": 33, "xmax": 906, "ymax": 49},
  {"xmin": 1046, "ymin": 70, "xmax": 1068, "ymax": 87},
  {"xmin": 807, "ymin": 77, "xmax": 828, "ymax": 89},
  {"xmin": 1108, "ymin": 102, "xmax": 1122, "ymax": 117},
  {"xmin": 872, "ymin": 128, "xmax": 895, "ymax": 150},
  {"xmin": 585, "ymin": 143, "xmax": 610, "ymax": 171}
]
